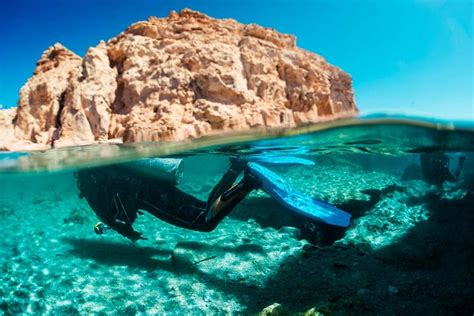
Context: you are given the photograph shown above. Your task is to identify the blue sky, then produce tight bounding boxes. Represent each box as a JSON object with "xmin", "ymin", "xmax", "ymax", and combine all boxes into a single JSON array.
[{"xmin": 0, "ymin": 0, "xmax": 472, "ymax": 118}]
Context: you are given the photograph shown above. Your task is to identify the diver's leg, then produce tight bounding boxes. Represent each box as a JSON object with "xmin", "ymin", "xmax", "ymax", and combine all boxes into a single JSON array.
[
  {"xmin": 137, "ymin": 172, "xmax": 258, "ymax": 232},
  {"xmin": 207, "ymin": 157, "xmax": 247, "ymax": 205},
  {"xmin": 200, "ymin": 172, "xmax": 260, "ymax": 231},
  {"xmin": 440, "ymin": 155, "xmax": 466, "ymax": 183},
  {"xmin": 137, "ymin": 157, "xmax": 252, "ymax": 232},
  {"xmin": 452, "ymin": 156, "xmax": 466, "ymax": 181},
  {"xmin": 137, "ymin": 183, "xmax": 210, "ymax": 230}
]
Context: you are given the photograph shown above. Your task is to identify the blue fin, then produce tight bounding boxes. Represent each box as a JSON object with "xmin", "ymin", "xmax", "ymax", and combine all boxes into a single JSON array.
[
  {"xmin": 247, "ymin": 162, "xmax": 351, "ymax": 227},
  {"xmin": 246, "ymin": 155, "xmax": 315, "ymax": 166}
]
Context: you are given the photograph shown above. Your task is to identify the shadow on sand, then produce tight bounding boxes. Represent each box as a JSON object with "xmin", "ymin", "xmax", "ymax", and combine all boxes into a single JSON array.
[
  {"xmin": 63, "ymin": 237, "xmax": 269, "ymax": 308},
  {"xmin": 63, "ymin": 238, "xmax": 173, "ymax": 271},
  {"xmin": 63, "ymin": 180, "xmax": 474, "ymax": 315},
  {"xmin": 242, "ymin": 184, "xmax": 474, "ymax": 315}
]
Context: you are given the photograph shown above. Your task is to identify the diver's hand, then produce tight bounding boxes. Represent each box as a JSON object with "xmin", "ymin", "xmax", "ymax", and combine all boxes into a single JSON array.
[
  {"xmin": 113, "ymin": 221, "xmax": 146, "ymax": 242},
  {"xmin": 120, "ymin": 225, "xmax": 146, "ymax": 241},
  {"xmin": 93, "ymin": 221, "xmax": 145, "ymax": 241}
]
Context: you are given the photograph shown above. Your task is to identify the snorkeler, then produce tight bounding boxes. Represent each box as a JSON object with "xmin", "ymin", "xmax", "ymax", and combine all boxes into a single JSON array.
[
  {"xmin": 420, "ymin": 153, "xmax": 466, "ymax": 186},
  {"xmin": 76, "ymin": 156, "xmax": 351, "ymax": 241}
]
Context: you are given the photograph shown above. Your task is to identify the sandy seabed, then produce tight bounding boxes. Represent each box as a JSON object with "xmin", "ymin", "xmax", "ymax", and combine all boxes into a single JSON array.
[{"xmin": 0, "ymin": 154, "xmax": 473, "ymax": 315}]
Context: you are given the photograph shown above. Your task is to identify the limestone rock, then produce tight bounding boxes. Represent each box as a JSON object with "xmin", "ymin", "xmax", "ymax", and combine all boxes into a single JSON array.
[
  {"xmin": 1, "ymin": 9, "xmax": 358, "ymax": 151},
  {"xmin": 53, "ymin": 41, "xmax": 118, "ymax": 147},
  {"xmin": 14, "ymin": 43, "xmax": 82, "ymax": 146},
  {"xmin": 0, "ymin": 109, "xmax": 16, "ymax": 150}
]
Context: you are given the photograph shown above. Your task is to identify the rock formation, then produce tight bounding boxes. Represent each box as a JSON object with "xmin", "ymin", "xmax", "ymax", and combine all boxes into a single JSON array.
[
  {"xmin": 0, "ymin": 9, "xmax": 357, "ymax": 151},
  {"xmin": 0, "ymin": 108, "xmax": 17, "ymax": 149}
]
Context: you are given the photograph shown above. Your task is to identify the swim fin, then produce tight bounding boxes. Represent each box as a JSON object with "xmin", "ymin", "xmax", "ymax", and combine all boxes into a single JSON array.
[
  {"xmin": 246, "ymin": 155, "xmax": 315, "ymax": 166},
  {"xmin": 247, "ymin": 162, "xmax": 351, "ymax": 227}
]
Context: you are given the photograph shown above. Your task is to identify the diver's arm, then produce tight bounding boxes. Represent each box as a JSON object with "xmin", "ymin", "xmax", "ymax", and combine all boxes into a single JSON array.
[{"xmin": 76, "ymin": 168, "xmax": 144, "ymax": 241}]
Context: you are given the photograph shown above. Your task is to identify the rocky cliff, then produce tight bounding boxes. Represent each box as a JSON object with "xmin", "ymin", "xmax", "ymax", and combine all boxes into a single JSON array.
[{"xmin": 0, "ymin": 9, "xmax": 357, "ymax": 151}]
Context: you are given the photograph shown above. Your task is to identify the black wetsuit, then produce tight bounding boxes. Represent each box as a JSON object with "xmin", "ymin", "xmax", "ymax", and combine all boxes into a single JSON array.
[
  {"xmin": 420, "ymin": 153, "xmax": 465, "ymax": 186},
  {"xmin": 76, "ymin": 161, "xmax": 257, "ymax": 241}
]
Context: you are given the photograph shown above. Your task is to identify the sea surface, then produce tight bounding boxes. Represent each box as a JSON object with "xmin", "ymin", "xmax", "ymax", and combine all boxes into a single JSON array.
[{"xmin": 0, "ymin": 114, "xmax": 473, "ymax": 315}]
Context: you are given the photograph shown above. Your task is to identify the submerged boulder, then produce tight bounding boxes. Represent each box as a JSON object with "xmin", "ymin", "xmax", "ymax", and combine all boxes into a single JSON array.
[{"xmin": 1, "ymin": 9, "xmax": 358, "ymax": 151}]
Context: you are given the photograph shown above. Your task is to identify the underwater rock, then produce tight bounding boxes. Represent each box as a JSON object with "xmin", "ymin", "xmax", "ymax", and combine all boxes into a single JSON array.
[
  {"xmin": 259, "ymin": 303, "xmax": 285, "ymax": 315},
  {"xmin": 388, "ymin": 285, "xmax": 399, "ymax": 295},
  {"xmin": 1, "ymin": 9, "xmax": 357, "ymax": 151},
  {"xmin": 356, "ymin": 288, "xmax": 369, "ymax": 295},
  {"xmin": 259, "ymin": 304, "xmax": 324, "ymax": 315},
  {"xmin": 304, "ymin": 307, "xmax": 323, "ymax": 316}
]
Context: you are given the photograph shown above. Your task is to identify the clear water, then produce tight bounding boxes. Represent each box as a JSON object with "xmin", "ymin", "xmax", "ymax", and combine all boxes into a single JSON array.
[{"xmin": 0, "ymin": 115, "xmax": 473, "ymax": 314}]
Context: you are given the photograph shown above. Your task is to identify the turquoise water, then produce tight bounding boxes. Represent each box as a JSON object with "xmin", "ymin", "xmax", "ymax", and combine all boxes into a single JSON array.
[{"xmin": 0, "ymin": 116, "xmax": 473, "ymax": 314}]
